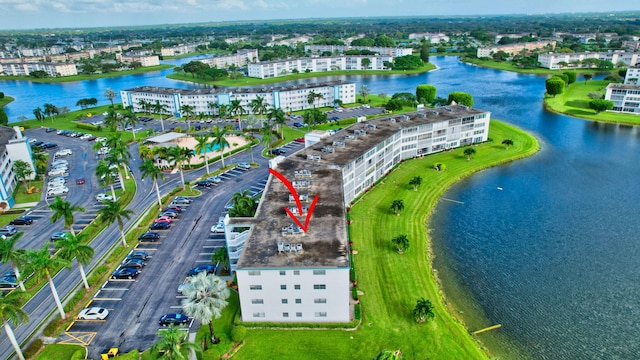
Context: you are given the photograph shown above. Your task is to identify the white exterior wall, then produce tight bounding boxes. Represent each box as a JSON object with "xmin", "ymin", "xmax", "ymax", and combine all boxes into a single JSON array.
[
  {"xmin": 237, "ymin": 268, "xmax": 350, "ymax": 322},
  {"xmin": 304, "ymin": 45, "xmax": 412, "ymax": 57},
  {"xmin": 477, "ymin": 41, "xmax": 555, "ymax": 58},
  {"xmin": 247, "ymin": 56, "xmax": 392, "ymax": 79},
  {"xmin": 118, "ymin": 54, "xmax": 160, "ymax": 67},
  {"xmin": 538, "ymin": 52, "xmax": 640, "ymax": 69},
  {"xmin": 605, "ymin": 84, "xmax": 640, "ymax": 114},
  {"xmin": 199, "ymin": 50, "xmax": 259, "ymax": 69},
  {"xmin": 0, "ymin": 62, "xmax": 77, "ymax": 77},
  {"xmin": 624, "ymin": 67, "xmax": 640, "ymax": 84}
]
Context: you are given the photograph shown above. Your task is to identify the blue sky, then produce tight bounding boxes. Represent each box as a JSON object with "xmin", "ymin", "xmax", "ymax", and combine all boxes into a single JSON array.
[{"xmin": 0, "ymin": 0, "xmax": 637, "ymax": 30}]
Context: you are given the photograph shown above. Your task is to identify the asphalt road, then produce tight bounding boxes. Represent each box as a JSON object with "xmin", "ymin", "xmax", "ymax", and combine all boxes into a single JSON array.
[{"xmin": 0, "ymin": 125, "xmax": 303, "ymax": 360}]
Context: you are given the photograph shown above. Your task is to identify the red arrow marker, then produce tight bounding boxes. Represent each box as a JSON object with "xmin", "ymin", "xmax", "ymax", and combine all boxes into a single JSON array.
[{"xmin": 269, "ymin": 168, "xmax": 319, "ymax": 232}]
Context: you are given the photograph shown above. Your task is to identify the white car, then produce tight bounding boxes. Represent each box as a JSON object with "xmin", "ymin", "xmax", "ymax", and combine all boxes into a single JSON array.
[
  {"xmin": 210, "ymin": 223, "xmax": 225, "ymax": 233},
  {"xmin": 207, "ymin": 176, "xmax": 222, "ymax": 184},
  {"xmin": 97, "ymin": 147, "xmax": 110, "ymax": 155},
  {"xmin": 237, "ymin": 162, "xmax": 251, "ymax": 170},
  {"xmin": 95, "ymin": 137, "xmax": 107, "ymax": 143},
  {"xmin": 80, "ymin": 134, "xmax": 93, "ymax": 140},
  {"xmin": 55, "ymin": 149, "xmax": 72, "ymax": 157},
  {"xmin": 96, "ymin": 193, "xmax": 114, "ymax": 202},
  {"xmin": 52, "ymin": 159, "xmax": 68, "ymax": 166},
  {"xmin": 48, "ymin": 169, "xmax": 68, "ymax": 177},
  {"xmin": 78, "ymin": 307, "xmax": 109, "ymax": 320},
  {"xmin": 48, "ymin": 181, "xmax": 66, "ymax": 188},
  {"xmin": 50, "ymin": 176, "xmax": 66, "ymax": 182},
  {"xmin": 47, "ymin": 187, "xmax": 69, "ymax": 196}
]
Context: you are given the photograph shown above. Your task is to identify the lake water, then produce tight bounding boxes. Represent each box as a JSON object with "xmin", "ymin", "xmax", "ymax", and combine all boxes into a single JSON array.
[{"xmin": 2, "ymin": 55, "xmax": 638, "ymax": 359}]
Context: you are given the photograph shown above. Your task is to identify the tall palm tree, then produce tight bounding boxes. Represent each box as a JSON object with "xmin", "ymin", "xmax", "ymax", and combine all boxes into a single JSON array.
[
  {"xmin": 25, "ymin": 245, "xmax": 71, "ymax": 319},
  {"xmin": 243, "ymin": 133, "xmax": 255, "ymax": 163},
  {"xmin": 167, "ymin": 146, "xmax": 189, "ymax": 189},
  {"xmin": 271, "ymin": 108, "xmax": 287, "ymax": 137},
  {"xmin": 55, "ymin": 233, "xmax": 94, "ymax": 290},
  {"xmin": 32, "ymin": 107, "xmax": 45, "ymax": 122},
  {"xmin": 97, "ymin": 200, "xmax": 134, "ymax": 247},
  {"xmin": 139, "ymin": 159, "xmax": 166, "ymax": 208},
  {"xmin": 210, "ymin": 126, "xmax": 229, "ymax": 168},
  {"xmin": 48, "ymin": 196, "xmax": 85, "ymax": 236},
  {"xmin": 229, "ymin": 190, "xmax": 257, "ymax": 217},
  {"xmin": 230, "ymin": 99, "xmax": 246, "ymax": 129},
  {"xmin": 194, "ymin": 134, "xmax": 211, "ymax": 174},
  {"xmin": 152, "ymin": 100, "xmax": 168, "ymax": 132},
  {"xmin": 31, "ymin": 151, "xmax": 47, "ymax": 176},
  {"xmin": 0, "ymin": 291, "xmax": 29, "ymax": 360},
  {"xmin": 180, "ymin": 104, "xmax": 195, "ymax": 131},
  {"xmin": 249, "ymin": 95, "xmax": 268, "ymax": 117},
  {"xmin": 390, "ymin": 199, "xmax": 405, "ymax": 216},
  {"xmin": 43, "ymin": 103, "xmax": 57, "ymax": 122},
  {"xmin": 260, "ymin": 123, "xmax": 274, "ymax": 152},
  {"xmin": 95, "ymin": 160, "xmax": 117, "ymax": 199},
  {"xmin": 150, "ymin": 324, "xmax": 201, "ymax": 359},
  {"xmin": 217, "ymin": 104, "xmax": 229, "ymax": 120},
  {"xmin": 211, "ymin": 247, "xmax": 229, "ymax": 273},
  {"xmin": 122, "ymin": 106, "xmax": 139, "ymax": 140},
  {"xmin": 207, "ymin": 101, "xmax": 218, "ymax": 117},
  {"xmin": 137, "ymin": 99, "xmax": 149, "ymax": 114},
  {"xmin": 0, "ymin": 236, "xmax": 27, "ymax": 291},
  {"xmin": 103, "ymin": 108, "xmax": 121, "ymax": 130},
  {"xmin": 105, "ymin": 153, "xmax": 128, "ymax": 189},
  {"xmin": 181, "ymin": 272, "xmax": 230, "ymax": 344}
]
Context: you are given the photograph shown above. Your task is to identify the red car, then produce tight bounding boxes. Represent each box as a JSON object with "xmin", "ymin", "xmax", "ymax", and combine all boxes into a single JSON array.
[
  {"xmin": 294, "ymin": 138, "xmax": 305, "ymax": 143},
  {"xmin": 76, "ymin": 177, "xmax": 85, "ymax": 185},
  {"xmin": 154, "ymin": 216, "xmax": 172, "ymax": 224}
]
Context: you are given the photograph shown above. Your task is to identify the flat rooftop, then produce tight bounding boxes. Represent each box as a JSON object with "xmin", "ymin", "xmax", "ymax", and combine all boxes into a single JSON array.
[{"xmin": 123, "ymin": 80, "xmax": 353, "ymax": 96}]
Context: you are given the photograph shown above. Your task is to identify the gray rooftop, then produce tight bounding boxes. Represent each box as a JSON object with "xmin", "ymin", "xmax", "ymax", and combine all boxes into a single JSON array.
[
  {"xmin": 124, "ymin": 80, "xmax": 352, "ymax": 96},
  {"xmin": 607, "ymin": 83, "xmax": 640, "ymax": 90},
  {"xmin": 0, "ymin": 126, "xmax": 17, "ymax": 155}
]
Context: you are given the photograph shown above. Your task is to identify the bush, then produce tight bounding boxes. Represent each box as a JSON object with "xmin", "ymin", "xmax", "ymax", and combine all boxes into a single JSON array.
[
  {"xmin": 434, "ymin": 163, "xmax": 446, "ymax": 171},
  {"xmin": 64, "ymin": 288, "xmax": 87, "ymax": 312},
  {"xmin": 350, "ymin": 268, "xmax": 356, "ymax": 282},
  {"xmin": 587, "ymin": 92, "xmax": 604, "ymax": 100},
  {"xmin": 352, "ymin": 286, "xmax": 359, "ymax": 300},
  {"xmin": 563, "ymin": 71, "xmax": 577, "ymax": 85},
  {"xmin": 43, "ymin": 316, "xmax": 63, "ymax": 337},
  {"xmin": 0, "ymin": 92, "xmax": 4, "ymax": 99},
  {"xmin": 447, "ymin": 91, "xmax": 474, "ymax": 107},
  {"xmin": 354, "ymin": 303, "xmax": 362, "ymax": 320},
  {"xmin": 23, "ymin": 338, "xmax": 43, "ymax": 359},
  {"xmin": 231, "ymin": 325, "xmax": 247, "ymax": 342},
  {"xmin": 70, "ymin": 349, "xmax": 85, "ymax": 360},
  {"xmin": 416, "ymin": 84, "xmax": 437, "ymax": 104},
  {"xmin": 75, "ymin": 122, "xmax": 100, "ymax": 131}
]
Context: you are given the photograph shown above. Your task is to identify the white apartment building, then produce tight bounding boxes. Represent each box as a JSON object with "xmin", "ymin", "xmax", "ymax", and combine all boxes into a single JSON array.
[
  {"xmin": 197, "ymin": 49, "xmax": 259, "ymax": 69},
  {"xmin": 233, "ymin": 105, "xmax": 491, "ymax": 323},
  {"xmin": 0, "ymin": 62, "xmax": 78, "ymax": 77},
  {"xmin": 267, "ymin": 36, "xmax": 314, "ymax": 47},
  {"xmin": 160, "ymin": 42, "xmax": 208, "ymax": 57},
  {"xmin": 304, "ymin": 45, "xmax": 412, "ymax": 57},
  {"xmin": 605, "ymin": 83, "xmax": 640, "ymax": 114},
  {"xmin": 624, "ymin": 67, "xmax": 640, "ymax": 85},
  {"xmin": 538, "ymin": 51, "xmax": 640, "ymax": 70},
  {"xmin": 0, "ymin": 126, "xmax": 36, "ymax": 209},
  {"xmin": 116, "ymin": 53, "xmax": 160, "ymax": 67},
  {"xmin": 477, "ymin": 41, "xmax": 555, "ymax": 58},
  {"xmin": 120, "ymin": 81, "xmax": 356, "ymax": 117},
  {"xmin": 247, "ymin": 55, "xmax": 392, "ymax": 79},
  {"xmin": 408, "ymin": 32, "xmax": 450, "ymax": 43}
]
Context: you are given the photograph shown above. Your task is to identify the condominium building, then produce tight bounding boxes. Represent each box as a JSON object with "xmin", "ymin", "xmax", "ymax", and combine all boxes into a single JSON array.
[
  {"xmin": 247, "ymin": 55, "xmax": 392, "ymax": 79},
  {"xmin": 160, "ymin": 42, "xmax": 208, "ymax": 57},
  {"xmin": 0, "ymin": 62, "xmax": 77, "ymax": 77},
  {"xmin": 197, "ymin": 49, "xmax": 259, "ymax": 69},
  {"xmin": 476, "ymin": 41, "xmax": 555, "ymax": 58},
  {"xmin": 304, "ymin": 45, "xmax": 412, "ymax": 57},
  {"xmin": 0, "ymin": 126, "xmax": 36, "ymax": 209},
  {"xmin": 120, "ymin": 81, "xmax": 356, "ymax": 117},
  {"xmin": 116, "ymin": 53, "xmax": 160, "ymax": 67},
  {"xmin": 624, "ymin": 67, "xmax": 640, "ymax": 85},
  {"xmin": 538, "ymin": 51, "xmax": 640, "ymax": 69},
  {"xmin": 232, "ymin": 105, "xmax": 491, "ymax": 323},
  {"xmin": 408, "ymin": 32, "xmax": 450, "ymax": 43},
  {"xmin": 605, "ymin": 83, "xmax": 640, "ymax": 114}
]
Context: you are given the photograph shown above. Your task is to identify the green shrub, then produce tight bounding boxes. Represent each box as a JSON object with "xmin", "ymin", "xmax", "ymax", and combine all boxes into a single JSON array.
[
  {"xmin": 231, "ymin": 325, "xmax": 247, "ymax": 342},
  {"xmin": 0, "ymin": 92, "xmax": 4, "ymax": 98},
  {"xmin": 354, "ymin": 303, "xmax": 362, "ymax": 320},
  {"xmin": 88, "ymin": 265, "xmax": 108, "ymax": 284},
  {"xmin": 70, "ymin": 349, "xmax": 85, "ymax": 360},
  {"xmin": 24, "ymin": 338, "xmax": 43, "ymax": 358},
  {"xmin": 117, "ymin": 349, "xmax": 140, "ymax": 360},
  {"xmin": 434, "ymin": 163, "xmax": 446, "ymax": 171},
  {"xmin": 352, "ymin": 286, "xmax": 359, "ymax": 300},
  {"xmin": 43, "ymin": 317, "xmax": 62, "ymax": 337},
  {"xmin": 350, "ymin": 268, "xmax": 356, "ymax": 282},
  {"xmin": 75, "ymin": 122, "xmax": 100, "ymax": 131},
  {"xmin": 64, "ymin": 288, "xmax": 87, "ymax": 312}
]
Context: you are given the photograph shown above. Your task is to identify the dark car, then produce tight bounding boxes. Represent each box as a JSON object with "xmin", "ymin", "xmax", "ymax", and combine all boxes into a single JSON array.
[
  {"xmin": 126, "ymin": 251, "xmax": 149, "ymax": 261},
  {"xmin": 120, "ymin": 259, "xmax": 145, "ymax": 269},
  {"xmin": 269, "ymin": 148, "xmax": 286, "ymax": 155},
  {"xmin": 111, "ymin": 268, "xmax": 140, "ymax": 279},
  {"xmin": 45, "ymin": 127, "xmax": 56, "ymax": 133},
  {"xmin": 41, "ymin": 142, "xmax": 58, "ymax": 149},
  {"xmin": 195, "ymin": 180, "xmax": 213, "ymax": 188},
  {"xmin": 187, "ymin": 264, "xmax": 216, "ymax": 276},
  {"xmin": 138, "ymin": 232, "xmax": 160, "ymax": 241},
  {"xmin": 0, "ymin": 279, "xmax": 18, "ymax": 289},
  {"xmin": 293, "ymin": 122, "xmax": 304, "ymax": 128},
  {"xmin": 329, "ymin": 116, "xmax": 340, "ymax": 121},
  {"xmin": 32, "ymin": 141, "xmax": 44, "ymax": 148},
  {"xmin": 162, "ymin": 206, "xmax": 182, "ymax": 213},
  {"xmin": 10, "ymin": 216, "xmax": 33, "ymax": 226},
  {"xmin": 159, "ymin": 313, "xmax": 190, "ymax": 327},
  {"xmin": 150, "ymin": 222, "xmax": 171, "ymax": 230}
]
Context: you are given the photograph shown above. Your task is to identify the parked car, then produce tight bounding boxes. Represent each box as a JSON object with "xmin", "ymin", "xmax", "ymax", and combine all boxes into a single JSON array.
[
  {"xmin": 294, "ymin": 137, "xmax": 305, "ymax": 143},
  {"xmin": 45, "ymin": 127, "xmax": 56, "ymax": 133},
  {"xmin": 269, "ymin": 148, "xmax": 286, "ymax": 155},
  {"xmin": 293, "ymin": 122, "xmax": 304, "ymax": 128},
  {"xmin": 50, "ymin": 232, "xmax": 70, "ymax": 241},
  {"xmin": 78, "ymin": 307, "xmax": 109, "ymax": 320},
  {"xmin": 187, "ymin": 264, "xmax": 216, "ymax": 276},
  {"xmin": 0, "ymin": 226, "xmax": 17, "ymax": 237},
  {"xmin": 97, "ymin": 147, "xmax": 110, "ymax": 155},
  {"xmin": 174, "ymin": 196, "xmax": 192, "ymax": 203},
  {"xmin": 329, "ymin": 116, "xmax": 340, "ymax": 121},
  {"xmin": 52, "ymin": 159, "xmax": 68, "ymax": 166},
  {"xmin": 138, "ymin": 232, "xmax": 160, "ymax": 241},
  {"xmin": 48, "ymin": 169, "xmax": 68, "ymax": 177},
  {"xmin": 154, "ymin": 216, "xmax": 172, "ymax": 224},
  {"xmin": 111, "ymin": 268, "xmax": 140, "ymax": 279},
  {"xmin": 126, "ymin": 250, "xmax": 149, "ymax": 261},
  {"xmin": 120, "ymin": 259, "xmax": 145, "ymax": 269},
  {"xmin": 96, "ymin": 193, "xmax": 114, "ymax": 202},
  {"xmin": 160, "ymin": 211, "xmax": 178, "ymax": 219},
  {"xmin": 55, "ymin": 149, "xmax": 72, "ymax": 157},
  {"xmin": 237, "ymin": 162, "xmax": 251, "ymax": 170},
  {"xmin": 41, "ymin": 142, "xmax": 58, "ymax": 149},
  {"xmin": 171, "ymin": 197, "xmax": 192, "ymax": 205},
  {"xmin": 10, "ymin": 216, "xmax": 33, "ymax": 226},
  {"xmin": 0, "ymin": 279, "xmax": 18, "ymax": 289},
  {"xmin": 207, "ymin": 176, "xmax": 222, "ymax": 184},
  {"xmin": 158, "ymin": 313, "xmax": 190, "ymax": 327},
  {"xmin": 76, "ymin": 177, "xmax": 86, "ymax": 185},
  {"xmin": 149, "ymin": 222, "xmax": 170, "ymax": 230},
  {"xmin": 210, "ymin": 223, "xmax": 225, "ymax": 233},
  {"xmin": 195, "ymin": 180, "xmax": 213, "ymax": 188},
  {"xmin": 47, "ymin": 187, "xmax": 69, "ymax": 196},
  {"xmin": 80, "ymin": 134, "xmax": 93, "ymax": 140}
]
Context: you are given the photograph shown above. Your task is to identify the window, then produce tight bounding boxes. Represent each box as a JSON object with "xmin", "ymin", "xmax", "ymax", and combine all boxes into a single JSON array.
[
  {"xmin": 281, "ymin": 285, "xmax": 287, "ymax": 290},
  {"xmin": 283, "ymin": 312, "xmax": 289, "ymax": 318},
  {"xmin": 252, "ymin": 312, "xmax": 265, "ymax": 318},
  {"xmin": 249, "ymin": 285, "xmax": 262, "ymax": 290},
  {"xmin": 313, "ymin": 270, "xmax": 326, "ymax": 275},
  {"xmin": 313, "ymin": 284, "xmax": 326, "ymax": 290},
  {"xmin": 251, "ymin": 299, "xmax": 264, "ymax": 304},
  {"xmin": 248, "ymin": 270, "xmax": 261, "ymax": 276},
  {"xmin": 314, "ymin": 312, "xmax": 327, "ymax": 317},
  {"xmin": 281, "ymin": 299, "xmax": 288, "ymax": 304},
  {"xmin": 279, "ymin": 270, "xmax": 286, "ymax": 276},
  {"xmin": 314, "ymin": 298, "xmax": 327, "ymax": 304},
  {"xmin": 294, "ymin": 284, "xmax": 301, "ymax": 290},
  {"xmin": 295, "ymin": 298, "xmax": 302, "ymax": 304},
  {"xmin": 293, "ymin": 270, "xmax": 300, "ymax": 275},
  {"xmin": 296, "ymin": 312, "xmax": 302, "ymax": 317}
]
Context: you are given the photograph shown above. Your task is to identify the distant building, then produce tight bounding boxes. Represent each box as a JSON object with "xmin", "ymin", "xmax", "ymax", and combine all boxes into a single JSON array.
[
  {"xmin": 605, "ymin": 83, "xmax": 640, "ymax": 114},
  {"xmin": 304, "ymin": 45, "xmax": 412, "ymax": 57},
  {"xmin": 267, "ymin": 36, "xmax": 314, "ymax": 47},
  {"xmin": 408, "ymin": 32, "xmax": 450, "ymax": 43},
  {"xmin": 247, "ymin": 55, "xmax": 392, "ymax": 79},
  {"xmin": 0, "ymin": 62, "xmax": 77, "ymax": 77},
  {"xmin": 120, "ymin": 81, "xmax": 356, "ymax": 117},
  {"xmin": 232, "ymin": 105, "xmax": 491, "ymax": 323},
  {"xmin": 538, "ymin": 51, "xmax": 639, "ymax": 69},
  {"xmin": 493, "ymin": 33, "xmax": 535, "ymax": 43},
  {"xmin": 0, "ymin": 126, "xmax": 36, "ymax": 209},
  {"xmin": 116, "ymin": 53, "xmax": 160, "ymax": 67},
  {"xmin": 160, "ymin": 42, "xmax": 208, "ymax": 57},
  {"xmin": 624, "ymin": 67, "xmax": 640, "ymax": 85},
  {"xmin": 476, "ymin": 41, "xmax": 555, "ymax": 58},
  {"xmin": 198, "ymin": 49, "xmax": 259, "ymax": 69}
]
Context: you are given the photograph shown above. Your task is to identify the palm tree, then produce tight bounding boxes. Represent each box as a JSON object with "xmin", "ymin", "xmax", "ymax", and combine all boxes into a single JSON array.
[
  {"xmin": 12, "ymin": 160, "xmax": 34, "ymax": 192},
  {"xmin": 49, "ymin": 196, "xmax": 85, "ymax": 236},
  {"xmin": 267, "ymin": 107, "xmax": 287, "ymax": 137},
  {"xmin": 0, "ymin": 291, "xmax": 29, "ymax": 360},
  {"xmin": 181, "ymin": 272, "xmax": 230, "ymax": 344},
  {"xmin": 0, "ymin": 236, "xmax": 27, "ymax": 291},
  {"xmin": 97, "ymin": 200, "xmax": 134, "ymax": 247},
  {"xmin": 194, "ymin": 134, "xmax": 211, "ymax": 174},
  {"xmin": 25, "ymin": 245, "xmax": 71, "ymax": 319},
  {"xmin": 95, "ymin": 160, "xmax": 117, "ymax": 199},
  {"xmin": 249, "ymin": 95, "xmax": 268, "ymax": 117},
  {"xmin": 167, "ymin": 146, "xmax": 189, "ymax": 189},
  {"xmin": 32, "ymin": 107, "xmax": 45, "ymax": 122},
  {"xmin": 229, "ymin": 190, "xmax": 257, "ymax": 217},
  {"xmin": 180, "ymin": 104, "xmax": 195, "ymax": 131},
  {"xmin": 391, "ymin": 234, "xmax": 409, "ymax": 254},
  {"xmin": 207, "ymin": 101, "xmax": 218, "ymax": 117},
  {"xmin": 150, "ymin": 324, "xmax": 201, "ymax": 359},
  {"xmin": 105, "ymin": 153, "xmax": 128, "ymax": 189},
  {"xmin": 31, "ymin": 151, "xmax": 48, "ymax": 176},
  {"xmin": 210, "ymin": 125, "xmax": 229, "ymax": 168},
  {"xmin": 104, "ymin": 88, "xmax": 117, "ymax": 107},
  {"xmin": 502, "ymin": 139, "xmax": 514, "ymax": 150},
  {"xmin": 103, "ymin": 108, "xmax": 121, "ymax": 130},
  {"xmin": 122, "ymin": 106, "xmax": 139, "ymax": 140},
  {"xmin": 152, "ymin": 100, "xmax": 168, "ymax": 132},
  {"xmin": 43, "ymin": 103, "xmax": 57, "ymax": 122},
  {"xmin": 137, "ymin": 99, "xmax": 149, "ymax": 114},
  {"xmin": 307, "ymin": 91, "xmax": 318, "ymax": 108},
  {"xmin": 55, "ymin": 233, "xmax": 94, "ymax": 290},
  {"xmin": 218, "ymin": 104, "xmax": 229, "ymax": 119},
  {"xmin": 259, "ymin": 122, "xmax": 274, "ymax": 152},
  {"xmin": 211, "ymin": 247, "xmax": 229, "ymax": 273},
  {"xmin": 409, "ymin": 176, "xmax": 422, "ymax": 191},
  {"xmin": 139, "ymin": 159, "xmax": 166, "ymax": 208},
  {"xmin": 411, "ymin": 297, "xmax": 435, "ymax": 323},
  {"xmin": 230, "ymin": 99, "xmax": 246, "ymax": 130},
  {"xmin": 390, "ymin": 199, "xmax": 404, "ymax": 216},
  {"xmin": 243, "ymin": 133, "xmax": 255, "ymax": 163},
  {"xmin": 463, "ymin": 147, "xmax": 476, "ymax": 160}
]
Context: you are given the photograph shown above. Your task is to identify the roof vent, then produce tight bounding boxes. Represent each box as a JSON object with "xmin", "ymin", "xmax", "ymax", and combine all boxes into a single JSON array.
[
  {"xmin": 345, "ymin": 135, "xmax": 358, "ymax": 140},
  {"xmin": 321, "ymin": 146, "xmax": 335, "ymax": 153},
  {"xmin": 333, "ymin": 141, "xmax": 346, "ymax": 147},
  {"xmin": 354, "ymin": 129, "xmax": 366, "ymax": 135}
]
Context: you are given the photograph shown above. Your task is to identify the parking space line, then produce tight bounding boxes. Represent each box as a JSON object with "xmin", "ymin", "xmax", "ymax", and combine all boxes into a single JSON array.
[
  {"xmin": 195, "ymin": 260, "xmax": 211, "ymax": 263},
  {"xmin": 99, "ymin": 288, "xmax": 129, "ymax": 291},
  {"xmin": 198, "ymin": 252, "xmax": 214, "ymax": 256},
  {"xmin": 203, "ymin": 245, "xmax": 222, "ymax": 249},
  {"xmin": 170, "ymin": 305, "xmax": 183, "ymax": 309},
  {"xmin": 93, "ymin": 297, "xmax": 122, "ymax": 301}
]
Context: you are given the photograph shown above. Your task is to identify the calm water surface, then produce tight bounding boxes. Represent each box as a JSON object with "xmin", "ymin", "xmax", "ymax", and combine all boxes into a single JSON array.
[{"xmin": 2, "ymin": 56, "xmax": 638, "ymax": 359}]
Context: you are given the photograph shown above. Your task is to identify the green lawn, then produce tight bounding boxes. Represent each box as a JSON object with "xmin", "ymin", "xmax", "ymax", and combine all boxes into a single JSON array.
[
  {"xmin": 34, "ymin": 344, "xmax": 84, "ymax": 360},
  {"xmin": 1, "ymin": 64, "xmax": 173, "ymax": 83},
  {"xmin": 544, "ymin": 80, "xmax": 640, "ymax": 125},
  {"xmin": 167, "ymin": 63, "xmax": 436, "ymax": 87},
  {"xmin": 462, "ymin": 57, "xmax": 607, "ymax": 76},
  {"xmin": 233, "ymin": 120, "xmax": 540, "ymax": 360},
  {"xmin": 1, "ymin": 96, "xmax": 15, "ymax": 107},
  {"xmin": 13, "ymin": 180, "xmax": 44, "ymax": 203}
]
